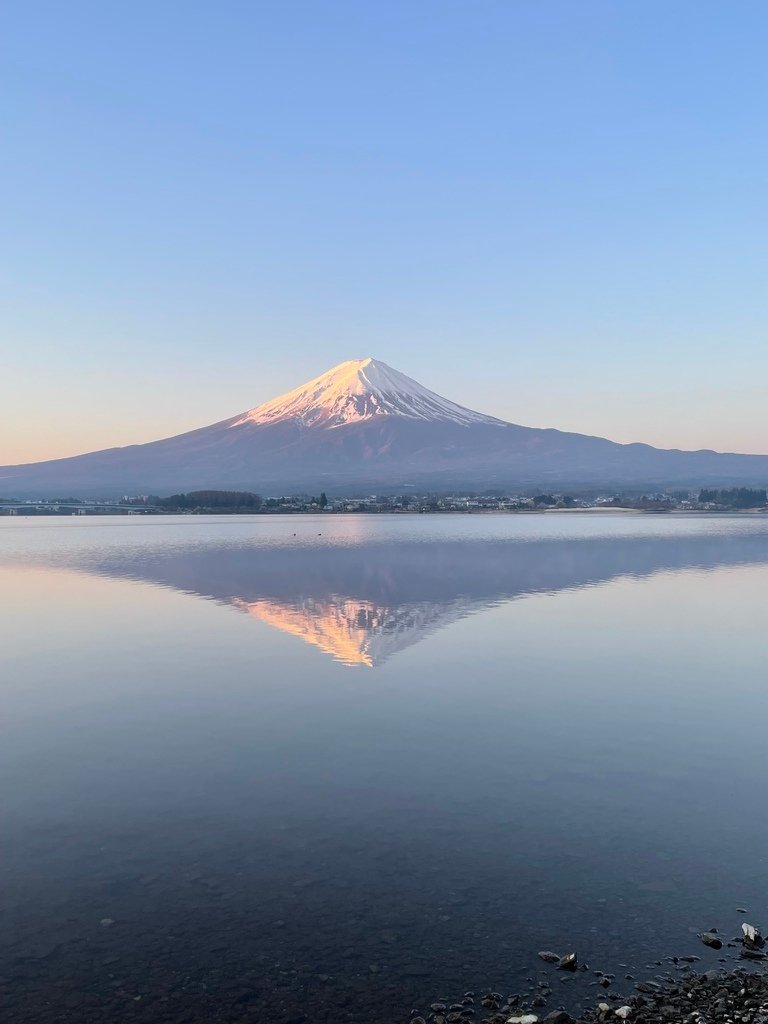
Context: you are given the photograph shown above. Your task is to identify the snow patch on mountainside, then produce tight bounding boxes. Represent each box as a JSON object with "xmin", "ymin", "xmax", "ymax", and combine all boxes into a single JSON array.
[{"xmin": 232, "ymin": 357, "xmax": 508, "ymax": 429}]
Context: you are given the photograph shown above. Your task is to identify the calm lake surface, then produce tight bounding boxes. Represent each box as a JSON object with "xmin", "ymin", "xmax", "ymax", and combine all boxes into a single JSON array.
[{"xmin": 2, "ymin": 513, "xmax": 768, "ymax": 1023}]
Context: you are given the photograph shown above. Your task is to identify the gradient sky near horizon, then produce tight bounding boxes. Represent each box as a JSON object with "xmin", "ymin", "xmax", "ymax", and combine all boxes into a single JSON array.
[{"xmin": 3, "ymin": 0, "xmax": 768, "ymax": 464}]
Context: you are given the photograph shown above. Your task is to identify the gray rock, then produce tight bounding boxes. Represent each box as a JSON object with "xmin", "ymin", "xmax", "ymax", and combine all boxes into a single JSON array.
[
  {"xmin": 538, "ymin": 951, "xmax": 561, "ymax": 964},
  {"xmin": 741, "ymin": 948, "xmax": 766, "ymax": 960},
  {"xmin": 742, "ymin": 923, "xmax": 765, "ymax": 948},
  {"xmin": 635, "ymin": 981, "xmax": 662, "ymax": 993}
]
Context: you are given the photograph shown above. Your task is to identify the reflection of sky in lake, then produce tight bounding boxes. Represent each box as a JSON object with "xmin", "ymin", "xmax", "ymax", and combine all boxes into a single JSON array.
[{"xmin": 1, "ymin": 514, "xmax": 768, "ymax": 1023}]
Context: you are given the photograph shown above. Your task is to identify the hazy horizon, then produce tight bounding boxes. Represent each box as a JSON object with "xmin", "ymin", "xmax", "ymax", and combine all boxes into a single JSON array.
[{"xmin": 4, "ymin": 1, "xmax": 768, "ymax": 463}]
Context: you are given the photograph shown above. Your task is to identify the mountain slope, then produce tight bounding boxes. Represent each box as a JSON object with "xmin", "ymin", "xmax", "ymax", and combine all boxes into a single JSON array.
[{"xmin": 1, "ymin": 357, "xmax": 767, "ymax": 496}]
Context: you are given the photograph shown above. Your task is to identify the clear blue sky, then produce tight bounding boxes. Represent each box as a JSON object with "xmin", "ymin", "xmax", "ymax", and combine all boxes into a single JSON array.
[{"xmin": 3, "ymin": 0, "xmax": 767, "ymax": 462}]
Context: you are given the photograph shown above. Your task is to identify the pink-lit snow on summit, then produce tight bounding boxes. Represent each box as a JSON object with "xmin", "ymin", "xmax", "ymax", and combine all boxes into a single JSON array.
[{"xmin": 233, "ymin": 357, "xmax": 507, "ymax": 429}]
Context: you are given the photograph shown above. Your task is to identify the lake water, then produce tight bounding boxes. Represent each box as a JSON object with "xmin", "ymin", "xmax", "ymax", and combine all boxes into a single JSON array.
[{"xmin": 2, "ymin": 513, "xmax": 768, "ymax": 1023}]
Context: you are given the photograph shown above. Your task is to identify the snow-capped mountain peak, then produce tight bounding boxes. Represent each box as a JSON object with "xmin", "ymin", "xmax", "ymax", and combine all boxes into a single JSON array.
[{"xmin": 232, "ymin": 357, "xmax": 508, "ymax": 429}]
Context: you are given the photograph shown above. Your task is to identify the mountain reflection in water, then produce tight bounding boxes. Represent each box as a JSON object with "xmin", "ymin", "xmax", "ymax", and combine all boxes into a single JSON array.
[{"xmin": 84, "ymin": 530, "xmax": 768, "ymax": 666}]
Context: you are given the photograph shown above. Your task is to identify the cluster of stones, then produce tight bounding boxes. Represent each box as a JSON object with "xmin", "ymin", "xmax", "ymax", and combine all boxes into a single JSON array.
[
  {"xmin": 406, "ymin": 988, "xmax": 585, "ymax": 1024},
  {"xmin": 576, "ymin": 967, "xmax": 768, "ymax": 1024},
  {"xmin": 410, "ymin": 921, "xmax": 768, "ymax": 1024},
  {"xmin": 407, "ymin": 991, "xmax": 486, "ymax": 1024},
  {"xmin": 410, "ymin": 969, "xmax": 768, "ymax": 1024}
]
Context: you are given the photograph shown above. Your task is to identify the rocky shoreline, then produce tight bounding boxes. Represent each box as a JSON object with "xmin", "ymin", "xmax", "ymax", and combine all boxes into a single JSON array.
[
  {"xmin": 410, "ymin": 920, "xmax": 767, "ymax": 1024},
  {"xmin": 411, "ymin": 969, "xmax": 768, "ymax": 1024}
]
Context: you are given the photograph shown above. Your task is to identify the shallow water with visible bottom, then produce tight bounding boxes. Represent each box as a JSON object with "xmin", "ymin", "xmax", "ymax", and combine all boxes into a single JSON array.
[{"xmin": 1, "ymin": 513, "xmax": 767, "ymax": 1023}]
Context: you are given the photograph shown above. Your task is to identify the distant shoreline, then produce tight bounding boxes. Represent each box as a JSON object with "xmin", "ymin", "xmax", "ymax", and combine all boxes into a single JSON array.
[{"xmin": 2, "ymin": 507, "xmax": 767, "ymax": 519}]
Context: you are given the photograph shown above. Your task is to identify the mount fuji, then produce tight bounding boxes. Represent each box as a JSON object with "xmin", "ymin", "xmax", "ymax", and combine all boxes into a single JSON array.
[{"xmin": 2, "ymin": 357, "xmax": 768, "ymax": 496}]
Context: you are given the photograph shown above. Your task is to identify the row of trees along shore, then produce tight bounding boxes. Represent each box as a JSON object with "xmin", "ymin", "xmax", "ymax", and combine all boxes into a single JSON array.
[
  {"xmin": 137, "ymin": 490, "xmax": 328, "ymax": 511},
  {"xmin": 117, "ymin": 488, "xmax": 768, "ymax": 514},
  {"xmin": 698, "ymin": 487, "xmax": 767, "ymax": 508},
  {"xmin": 4, "ymin": 488, "xmax": 768, "ymax": 515},
  {"xmin": 150, "ymin": 490, "xmax": 264, "ymax": 510}
]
